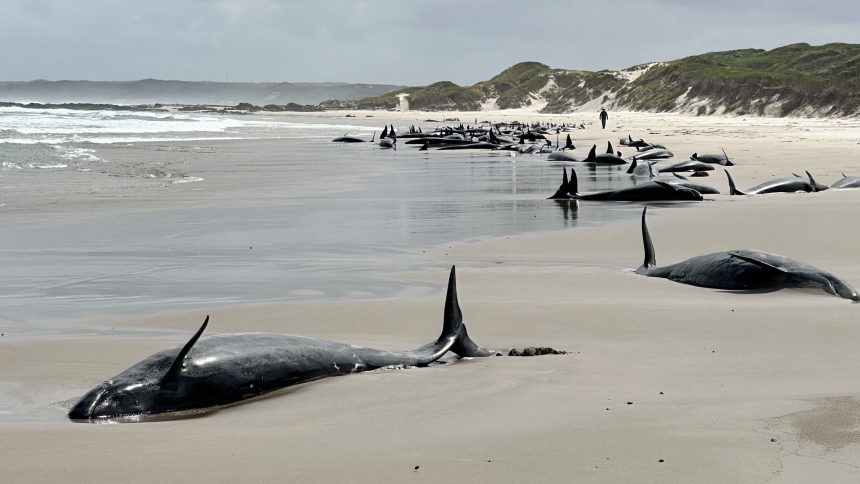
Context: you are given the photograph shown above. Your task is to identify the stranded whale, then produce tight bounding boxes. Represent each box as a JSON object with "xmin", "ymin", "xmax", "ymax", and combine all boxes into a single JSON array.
[
  {"xmin": 68, "ymin": 267, "xmax": 498, "ymax": 421},
  {"xmin": 549, "ymin": 168, "xmax": 703, "ymax": 202},
  {"xmin": 635, "ymin": 207, "xmax": 859, "ymax": 302}
]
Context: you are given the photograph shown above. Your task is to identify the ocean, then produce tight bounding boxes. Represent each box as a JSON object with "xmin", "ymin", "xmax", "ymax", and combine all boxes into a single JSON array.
[{"xmin": 0, "ymin": 107, "xmax": 663, "ymax": 331}]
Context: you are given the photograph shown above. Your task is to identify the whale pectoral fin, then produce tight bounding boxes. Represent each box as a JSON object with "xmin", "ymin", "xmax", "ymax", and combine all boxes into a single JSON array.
[{"xmin": 727, "ymin": 252, "xmax": 790, "ymax": 274}]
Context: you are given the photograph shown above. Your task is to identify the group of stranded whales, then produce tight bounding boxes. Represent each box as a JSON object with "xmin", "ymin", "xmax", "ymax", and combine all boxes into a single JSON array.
[{"xmin": 68, "ymin": 125, "xmax": 859, "ymax": 422}]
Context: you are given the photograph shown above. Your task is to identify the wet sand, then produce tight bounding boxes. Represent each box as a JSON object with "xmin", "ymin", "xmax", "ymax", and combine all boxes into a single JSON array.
[{"xmin": 2, "ymin": 111, "xmax": 860, "ymax": 482}]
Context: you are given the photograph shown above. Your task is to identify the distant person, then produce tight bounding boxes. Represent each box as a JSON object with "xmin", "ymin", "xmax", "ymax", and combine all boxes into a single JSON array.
[{"xmin": 599, "ymin": 108, "xmax": 609, "ymax": 129}]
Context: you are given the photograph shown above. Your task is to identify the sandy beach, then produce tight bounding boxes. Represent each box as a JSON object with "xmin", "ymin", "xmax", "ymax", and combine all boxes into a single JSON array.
[{"xmin": 2, "ymin": 110, "xmax": 860, "ymax": 483}]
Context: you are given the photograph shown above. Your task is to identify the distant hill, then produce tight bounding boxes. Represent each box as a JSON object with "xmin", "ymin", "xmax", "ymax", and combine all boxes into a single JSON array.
[
  {"xmin": 0, "ymin": 79, "xmax": 402, "ymax": 106},
  {"xmin": 323, "ymin": 43, "xmax": 860, "ymax": 117}
]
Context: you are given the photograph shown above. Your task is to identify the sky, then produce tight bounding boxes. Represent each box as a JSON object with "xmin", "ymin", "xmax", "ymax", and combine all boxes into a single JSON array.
[{"xmin": 0, "ymin": 0, "xmax": 858, "ymax": 86}]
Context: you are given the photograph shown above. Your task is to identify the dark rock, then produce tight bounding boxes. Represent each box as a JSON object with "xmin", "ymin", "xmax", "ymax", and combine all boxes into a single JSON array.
[{"xmin": 507, "ymin": 347, "xmax": 567, "ymax": 356}]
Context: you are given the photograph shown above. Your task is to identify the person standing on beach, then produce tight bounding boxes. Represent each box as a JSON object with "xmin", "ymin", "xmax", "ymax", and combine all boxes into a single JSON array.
[{"xmin": 599, "ymin": 108, "xmax": 609, "ymax": 129}]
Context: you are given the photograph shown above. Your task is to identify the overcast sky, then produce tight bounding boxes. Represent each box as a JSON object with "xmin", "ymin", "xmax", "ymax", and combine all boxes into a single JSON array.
[{"xmin": 1, "ymin": 0, "xmax": 858, "ymax": 85}]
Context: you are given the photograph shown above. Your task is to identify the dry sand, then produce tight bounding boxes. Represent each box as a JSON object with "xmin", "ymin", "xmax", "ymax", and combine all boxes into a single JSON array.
[{"xmin": 3, "ymin": 111, "xmax": 860, "ymax": 483}]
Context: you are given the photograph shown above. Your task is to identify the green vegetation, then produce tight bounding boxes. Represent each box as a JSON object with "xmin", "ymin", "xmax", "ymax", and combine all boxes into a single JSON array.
[
  {"xmin": 323, "ymin": 43, "xmax": 860, "ymax": 117},
  {"xmin": 617, "ymin": 43, "xmax": 860, "ymax": 116}
]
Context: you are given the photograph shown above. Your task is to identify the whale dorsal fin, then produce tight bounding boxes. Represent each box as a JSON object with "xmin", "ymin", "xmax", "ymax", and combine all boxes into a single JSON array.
[
  {"xmin": 585, "ymin": 144, "xmax": 596, "ymax": 162},
  {"xmin": 724, "ymin": 169, "xmax": 745, "ymax": 195},
  {"xmin": 691, "ymin": 152, "xmax": 697, "ymax": 160},
  {"xmin": 727, "ymin": 252, "xmax": 790, "ymax": 274},
  {"xmin": 806, "ymin": 171, "xmax": 820, "ymax": 192},
  {"xmin": 371, "ymin": 131, "xmax": 376, "ymax": 142},
  {"xmin": 647, "ymin": 162, "xmax": 656, "ymax": 178},
  {"xmin": 721, "ymin": 148, "xmax": 734, "ymax": 166},
  {"xmin": 637, "ymin": 207, "xmax": 656, "ymax": 273},
  {"xmin": 626, "ymin": 159, "xmax": 637, "ymax": 174},
  {"xmin": 606, "ymin": 141, "xmax": 614, "ymax": 154},
  {"xmin": 163, "ymin": 316, "xmax": 209, "ymax": 383}
]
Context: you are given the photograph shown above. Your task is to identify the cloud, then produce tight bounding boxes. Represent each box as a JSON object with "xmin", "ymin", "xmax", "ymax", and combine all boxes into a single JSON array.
[{"xmin": 0, "ymin": 0, "xmax": 858, "ymax": 84}]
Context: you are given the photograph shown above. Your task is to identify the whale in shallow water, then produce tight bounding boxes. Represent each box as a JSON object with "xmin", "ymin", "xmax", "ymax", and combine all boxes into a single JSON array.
[
  {"xmin": 635, "ymin": 207, "xmax": 859, "ymax": 302},
  {"xmin": 691, "ymin": 150, "xmax": 734, "ymax": 166},
  {"xmin": 724, "ymin": 170, "xmax": 821, "ymax": 195},
  {"xmin": 830, "ymin": 173, "xmax": 860, "ymax": 189},
  {"xmin": 68, "ymin": 267, "xmax": 498, "ymax": 421},
  {"xmin": 548, "ymin": 150, "xmax": 583, "ymax": 162},
  {"xmin": 583, "ymin": 143, "xmax": 627, "ymax": 165},
  {"xmin": 548, "ymin": 168, "xmax": 703, "ymax": 202}
]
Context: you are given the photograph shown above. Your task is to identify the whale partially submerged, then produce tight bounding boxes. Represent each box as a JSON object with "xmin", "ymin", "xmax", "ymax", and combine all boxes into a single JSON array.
[
  {"xmin": 831, "ymin": 173, "xmax": 860, "ymax": 189},
  {"xmin": 635, "ymin": 207, "xmax": 859, "ymax": 302},
  {"xmin": 724, "ymin": 170, "xmax": 820, "ymax": 195},
  {"xmin": 548, "ymin": 168, "xmax": 703, "ymax": 201},
  {"xmin": 68, "ymin": 267, "xmax": 499, "ymax": 421},
  {"xmin": 583, "ymin": 143, "xmax": 627, "ymax": 165}
]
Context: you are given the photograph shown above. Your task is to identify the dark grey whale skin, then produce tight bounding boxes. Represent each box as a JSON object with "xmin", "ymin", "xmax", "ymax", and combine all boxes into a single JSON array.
[
  {"xmin": 635, "ymin": 207, "xmax": 860, "ymax": 302},
  {"xmin": 68, "ymin": 267, "xmax": 495, "ymax": 421},
  {"xmin": 831, "ymin": 175, "xmax": 860, "ymax": 189},
  {"xmin": 724, "ymin": 169, "xmax": 821, "ymax": 195},
  {"xmin": 548, "ymin": 168, "xmax": 703, "ymax": 202}
]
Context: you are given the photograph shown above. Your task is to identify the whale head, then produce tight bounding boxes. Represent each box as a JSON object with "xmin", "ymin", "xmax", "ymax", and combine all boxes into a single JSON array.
[
  {"xmin": 68, "ymin": 374, "xmax": 164, "ymax": 420},
  {"xmin": 827, "ymin": 276, "xmax": 860, "ymax": 303},
  {"xmin": 69, "ymin": 317, "xmax": 211, "ymax": 420}
]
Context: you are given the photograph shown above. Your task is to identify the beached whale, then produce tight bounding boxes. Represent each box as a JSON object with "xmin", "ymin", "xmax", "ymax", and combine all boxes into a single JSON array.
[
  {"xmin": 68, "ymin": 267, "xmax": 498, "ymax": 421},
  {"xmin": 548, "ymin": 150, "xmax": 583, "ymax": 162},
  {"xmin": 626, "ymin": 159, "xmax": 656, "ymax": 177},
  {"xmin": 619, "ymin": 134, "xmax": 650, "ymax": 149},
  {"xmin": 662, "ymin": 173, "xmax": 720, "ymax": 194},
  {"xmin": 548, "ymin": 168, "xmax": 702, "ymax": 201},
  {"xmin": 724, "ymin": 170, "xmax": 820, "ymax": 195},
  {"xmin": 635, "ymin": 207, "xmax": 859, "ymax": 302},
  {"xmin": 583, "ymin": 143, "xmax": 627, "ymax": 165},
  {"xmin": 654, "ymin": 159, "xmax": 714, "ymax": 173},
  {"xmin": 331, "ymin": 135, "xmax": 367, "ymax": 143},
  {"xmin": 831, "ymin": 174, "xmax": 860, "ymax": 189},
  {"xmin": 691, "ymin": 150, "xmax": 734, "ymax": 166},
  {"xmin": 631, "ymin": 148, "xmax": 673, "ymax": 161}
]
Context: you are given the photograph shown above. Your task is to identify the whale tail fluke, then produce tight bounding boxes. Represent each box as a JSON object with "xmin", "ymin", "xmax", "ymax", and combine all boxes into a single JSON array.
[
  {"xmin": 569, "ymin": 168, "xmax": 580, "ymax": 197},
  {"xmin": 724, "ymin": 169, "xmax": 745, "ymax": 195},
  {"xmin": 637, "ymin": 207, "xmax": 657, "ymax": 274},
  {"xmin": 548, "ymin": 168, "xmax": 571, "ymax": 199},
  {"xmin": 441, "ymin": 266, "xmax": 497, "ymax": 358}
]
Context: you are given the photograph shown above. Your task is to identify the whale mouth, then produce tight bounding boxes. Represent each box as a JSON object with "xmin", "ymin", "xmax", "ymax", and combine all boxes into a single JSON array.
[{"xmin": 69, "ymin": 407, "xmax": 217, "ymax": 424}]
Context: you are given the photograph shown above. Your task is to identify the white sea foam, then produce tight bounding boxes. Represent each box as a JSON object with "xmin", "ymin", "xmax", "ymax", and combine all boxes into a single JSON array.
[
  {"xmin": 172, "ymin": 176, "xmax": 205, "ymax": 184},
  {"xmin": 0, "ymin": 105, "xmax": 377, "ymax": 145},
  {"xmin": 52, "ymin": 146, "xmax": 102, "ymax": 162}
]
